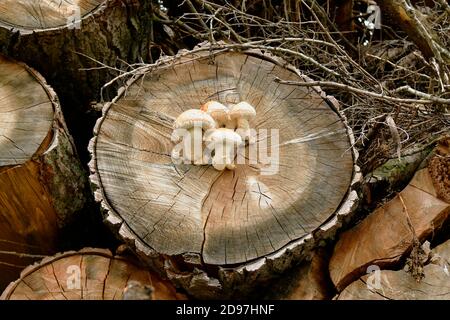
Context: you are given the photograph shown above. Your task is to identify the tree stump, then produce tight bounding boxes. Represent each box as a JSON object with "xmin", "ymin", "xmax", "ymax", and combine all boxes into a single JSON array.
[
  {"xmin": 88, "ymin": 46, "xmax": 361, "ymax": 298},
  {"xmin": 0, "ymin": 55, "xmax": 87, "ymax": 289},
  {"xmin": 0, "ymin": 0, "xmax": 155, "ymax": 160},
  {"xmin": 0, "ymin": 248, "xmax": 186, "ymax": 300}
]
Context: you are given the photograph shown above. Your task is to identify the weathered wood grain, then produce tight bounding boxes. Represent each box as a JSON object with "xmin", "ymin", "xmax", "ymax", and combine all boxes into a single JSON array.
[
  {"xmin": 89, "ymin": 47, "xmax": 360, "ymax": 297},
  {"xmin": 0, "ymin": 55, "xmax": 53, "ymax": 166},
  {"xmin": 0, "ymin": 248, "xmax": 186, "ymax": 300},
  {"xmin": 0, "ymin": 1, "xmax": 103, "ymax": 31}
]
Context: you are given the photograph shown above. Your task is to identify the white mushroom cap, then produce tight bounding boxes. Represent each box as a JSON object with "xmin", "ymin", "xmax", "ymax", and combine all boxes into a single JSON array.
[
  {"xmin": 174, "ymin": 109, "xmax": 216, "ymax": 130},
  {"xmin": 229, "ymin": 101, "xmax": 256, "ymax": 120},
  {"xmin": 200, "ymin": 101, "xmax": 229, "ymax": 124},
  {"xmin": 205, "ymin": 128, "xmax": 243, "ymax": 145}
]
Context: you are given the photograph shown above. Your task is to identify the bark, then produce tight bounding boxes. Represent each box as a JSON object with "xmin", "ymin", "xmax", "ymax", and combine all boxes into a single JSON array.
[
  {"xmin": 88, "ymin": 45, "xmax": 361, "ymax": 298},
  {"xmin": 363, "ymin": 147, "xmax": 432, "ymax": 206},
  {"xmin": 265, "ymin": 248, "xmax": 335, "ymax": 300},
  {"xmin": 0, "ymin": 55, "xmax": 88, "ymax": 290}
]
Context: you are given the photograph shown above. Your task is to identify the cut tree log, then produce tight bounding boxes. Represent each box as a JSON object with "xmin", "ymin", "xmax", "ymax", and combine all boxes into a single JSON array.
[
  {"xmin": 337, "ymin": 239, "xmax": 450, "ymax": 300},
  {"xmin": 88, "ymin": 44, "xmax": 361, "ymax": 298},
  {"xmin": 0, "ymin": 0, "xmax": 156, "ymax": 160},
  {"xmin": 0, "ymin": 55, "xmax": 88, "ymax": 290},
  {"xmin": 0, "ymin": 248, "xmax": 186, "ymax": 300},
  {"xmin": 329, "ymin": 137, "xmax": 450, "ymax": 292}
]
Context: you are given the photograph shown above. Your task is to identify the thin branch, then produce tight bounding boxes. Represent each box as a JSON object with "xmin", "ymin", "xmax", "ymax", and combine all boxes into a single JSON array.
[
  {"xmin": 100, "ymin": 41, "xmax": 341, "ymax": 95},
  {"xmin": 365, "ymin": 53, "xmax": 431, "ymax": 80},
  {"xmin": 275, "ymin": 78, "xmax": 450, "ymax": 104}
]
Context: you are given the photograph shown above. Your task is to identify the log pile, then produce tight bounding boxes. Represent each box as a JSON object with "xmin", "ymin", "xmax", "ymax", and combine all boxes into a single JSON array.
[
  {"xmin": 0, "ymin": 0, "xmax": 156, "ymax": 161},
  {"xmin": 0, "ymin": 0, "xmax": 154, "ymax": 101},
  {"xmin": 0, "ymin": 0, "xmax": 449, "ymax": 301}
]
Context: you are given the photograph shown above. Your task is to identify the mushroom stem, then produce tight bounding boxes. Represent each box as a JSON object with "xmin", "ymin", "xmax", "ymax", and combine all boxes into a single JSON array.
[
  {"xmin": 183, "ymin": 126, "xmax": 204, "ymax": 164},
  {"xmin": 212, "ymin": 141, "xmax": 227, "ymax": 171},
  {"xmin": 171, "ymin": 143, "xmax": 183, "ymax": 163},
  {"xmin": 225, "ymin": 119, "xmax": 237, "ymax": 130},
  {"xmin": 211, "ymin": 141, "xmax": 237, "ymax": 171},
  {"xmin": 236, "ymin": 118, "xmax": 256, "ymax": 144},
  {"xmin": 237, "ymin": 118, "xmax": 249, "ymax": 130},
  {"xmin": 215, "ymin": 118, "xmax": 229, "ymax": 128}
]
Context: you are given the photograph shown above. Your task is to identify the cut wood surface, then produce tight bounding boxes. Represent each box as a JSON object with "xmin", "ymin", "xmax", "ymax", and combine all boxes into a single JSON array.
[
  {"xmin": 337, "ymin": 239, "xmax": 450, "ymax": 300},
  {"xmin": 89, "ymin": 47, "xmax": 359, "ymax": 296},
  {"xmin": 0, "ymin": 248, "xmax": 186, "ymax": 300},
  {"xmin": 0, "ymin": 1, "xmax": 102, "ymax": 30},
  {"xmin": 329, "ymin": 139, "xmax": 450, "ymax": 292},
  {"xmin": 0, "ymin": 55, "xmax": 87, "ymax": 290},
  {"xmin": 0, "ymin": 55, "xmax": 53, "ymax": 166}
]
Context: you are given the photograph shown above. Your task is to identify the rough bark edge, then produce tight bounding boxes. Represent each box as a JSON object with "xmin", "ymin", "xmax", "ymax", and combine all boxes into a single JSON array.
[
  {"xmin": 0, "ymin": 1, "xmax": 108, "ymax": 34},
  {"xmin": 19, "ymin": 63, "xmax": 88, "ymax": 227},
  {"xmin": 87, "ymin": 42, "xmax": 362, "ymax": 298}
]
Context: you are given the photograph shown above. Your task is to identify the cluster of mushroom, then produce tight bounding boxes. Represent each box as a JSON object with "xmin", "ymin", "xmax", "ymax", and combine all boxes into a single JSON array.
[{"xmin": 171, "ymin": 101, "xmax": 256, "ymax": 171}]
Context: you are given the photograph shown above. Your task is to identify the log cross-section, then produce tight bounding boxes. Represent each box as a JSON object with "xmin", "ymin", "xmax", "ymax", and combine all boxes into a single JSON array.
[
  {"xmin": 88, "ymin": 48, "xmax": 360, "ymax": 296},
  {"xmin": 0, "ymin": 248, "xmax": 186, "ymax": 300},
  {"xmin": 0, "ymin": 56, "xmax": 53, "ymax": 167}
]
